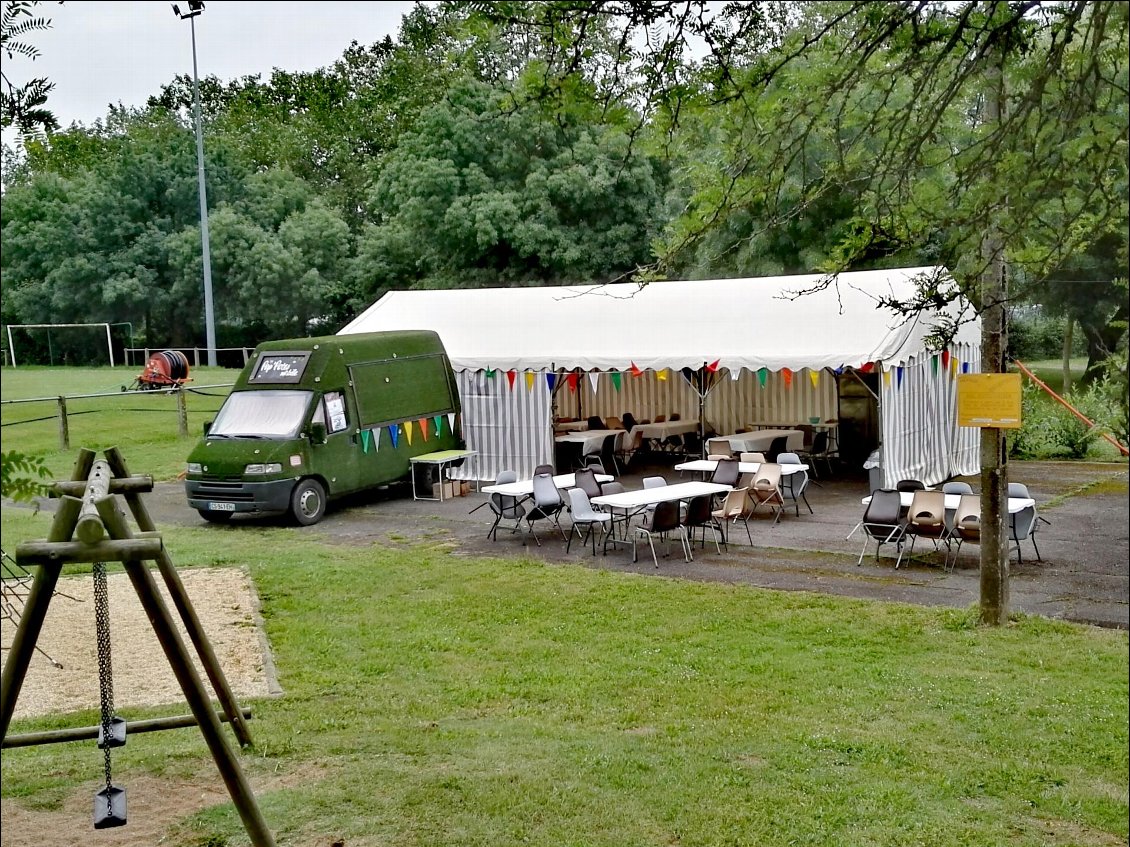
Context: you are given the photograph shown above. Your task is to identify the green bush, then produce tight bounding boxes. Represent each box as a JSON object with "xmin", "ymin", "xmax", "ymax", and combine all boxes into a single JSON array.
[{"xmin": 1011, "ymin": 381, "xmax": 1123, "ymax": 460}]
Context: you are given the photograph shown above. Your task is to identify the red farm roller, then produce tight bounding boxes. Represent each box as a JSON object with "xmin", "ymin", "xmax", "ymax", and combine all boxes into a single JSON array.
[{"xmin": 126, "ymin": 350, "xmax": 192, "ymax": 391}]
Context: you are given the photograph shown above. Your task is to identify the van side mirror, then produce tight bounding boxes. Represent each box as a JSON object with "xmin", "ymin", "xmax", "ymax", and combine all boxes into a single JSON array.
[
  {"xmin": 309, "ymin": 422, "xmax": 327, "ymax": 445},
  {"xmin": 203, "ymin": 420, "xmax": 212, "ymax": 436}
]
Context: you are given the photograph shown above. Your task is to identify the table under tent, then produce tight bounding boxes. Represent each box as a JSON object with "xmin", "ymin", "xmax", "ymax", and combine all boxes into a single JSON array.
[{"xmin": 339, "ymin": 266, "xmax": 981, "ymax": 488}]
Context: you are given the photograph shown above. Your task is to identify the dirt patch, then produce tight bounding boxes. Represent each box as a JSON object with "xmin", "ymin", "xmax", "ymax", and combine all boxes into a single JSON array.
[{"xmin": 2, "ymin": 567, "xmax": 277, "ymax": 721}]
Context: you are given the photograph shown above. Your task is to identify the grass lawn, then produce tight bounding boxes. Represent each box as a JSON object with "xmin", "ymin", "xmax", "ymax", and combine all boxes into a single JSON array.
[
  {"xmin": 1, "ymin": 505, "xmax": 1126, "ymax": 847},
  {"xmin": 1, "ymin": 365, "xmax": 242, "ymax": 482}
]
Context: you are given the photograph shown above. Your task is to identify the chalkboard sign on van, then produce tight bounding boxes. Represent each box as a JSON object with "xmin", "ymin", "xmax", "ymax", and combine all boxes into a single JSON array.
[{"xmin": 249, "ymin": 352, "xmax": 311, "ymax": 384}]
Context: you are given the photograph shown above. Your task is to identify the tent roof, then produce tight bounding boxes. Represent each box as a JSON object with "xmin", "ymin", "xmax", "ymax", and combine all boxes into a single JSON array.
[{"xmin": 339, "ymin": 266, "xmax": 979, "ymax": 373}]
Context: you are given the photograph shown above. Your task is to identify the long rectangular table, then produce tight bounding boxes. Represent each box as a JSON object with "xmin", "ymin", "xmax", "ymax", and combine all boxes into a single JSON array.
[
  {"xmin": 717, "ymin": 429, "xmax": 805, "ymax": 453},
  {"xmin": 482, "ymin": 472, "xmax": 613, "ymax": 498},
  {"xmin": 554, "ymin": 429, "xmax": 624, "ymax": 455},
  {"xmin": 860, "ymin": 493, "xmax": 1035, "ymax": 513},
  {"xmin": 591, "ymin": 480, "xmax": 733, "ymax": 558},
  {"xmin": 632, "ymin": 420, "xmax": 699, "ymax": 440},
  {"xmin": 674, "ymin": 459, "xmax": 809, "ymax": 478}
]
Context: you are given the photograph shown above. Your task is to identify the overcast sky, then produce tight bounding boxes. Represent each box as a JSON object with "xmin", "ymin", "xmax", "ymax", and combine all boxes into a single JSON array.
[{"xmin": 10, "ymin": 1, "xmax": 422, "ymax": 131}]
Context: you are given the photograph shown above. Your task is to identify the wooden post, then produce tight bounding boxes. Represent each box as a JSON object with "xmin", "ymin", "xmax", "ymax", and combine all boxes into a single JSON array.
[
  {"xmin": 177, "ymin": 387, "xmax": 189, "ymax": 437},
  {"xmin": 56, "ymin": 396, "xmax": 69, "ymax": 450}
]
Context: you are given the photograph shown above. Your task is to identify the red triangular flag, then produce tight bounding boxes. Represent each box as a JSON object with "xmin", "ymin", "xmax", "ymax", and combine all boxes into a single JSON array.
[
  {"xmin": 705, "ymin": 359, "xmax": 720, "ymax": 373},
  {"xmin": 629, "ymin": 361, "xmax": 643, "ymax": 377},
  {"xmin": 507, "ymin": 369, "xmax": 517, "ymax": 389}
]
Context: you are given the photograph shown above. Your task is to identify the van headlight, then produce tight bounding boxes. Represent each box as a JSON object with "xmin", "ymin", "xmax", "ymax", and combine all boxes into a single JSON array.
[
  {"xmin": 244, "ymin": 463, "xmax": 283, "ymax": 475},
  {"xmin": 186, "ymin": 462, "xmax": 203, "ymax": 474}
]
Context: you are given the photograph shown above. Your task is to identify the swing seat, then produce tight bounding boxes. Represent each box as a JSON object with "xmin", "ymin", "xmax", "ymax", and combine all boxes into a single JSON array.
[
  {"xmin": 93, "ymin": 785, "xmax": 127, "ymax": 828},
  {"xmin": 97, "ymin": 716, "xmax": 127, "ymax": 748}
]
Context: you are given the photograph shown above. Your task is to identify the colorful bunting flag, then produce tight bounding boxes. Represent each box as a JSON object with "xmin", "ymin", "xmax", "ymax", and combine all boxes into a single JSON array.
[
  {"xmin": 896, "ymin": 366, "xmax": 904, "ymax": 388},
  {"xmin": 730, "ymin": 367, "xmax": 741, "ymax": 381},
  {"xmin": 858, "ymin": 362, "xmax": 874, "ymax": 374},
  {"xmin": 782, "ymin": 368, "xmax": 793, "ymax": 388},
  {"xmin": 418, "ymin": 418, "xmax": 429, "ymax": 441},
  {"xmin": 361, "ymin": 428, "xmax": 371, "ymax": 453},
  {"xmin": 657, "ymin": 368, "xmax": 668, "ymax": 381},
  {"xmin": 882, "ymin": 369, "xmax": 892, "ymax": 387},
  {"xmin": 485, "ymin": 368, "xmax": 496, "ymax": 378},
  {"xmin": 931, "ymin": 355, "xmax": 939, "ymax": 375},
  {"xmin": 588, "ymin": 371, "xmax": 600, "ymax": 393},
  {"xmin": 388, "ymin": 424, "xmax": 399, "ymax": 448},
  {"xmin": 610, "ymin": 371, "xmax": 622, "ymax": 391},
  {"xmin": 962, "ymin": 362, "xmax": 970, "ymax": 373},
  {"xmin": 941, "ymin": 350, "xmax": 951, "ymax": 370},
  {"xmin": 506, "ymin": 369, "xmax": 517, "ymax": 390},
  {"xmin": 525, "ymin": 371, "xmax": 536, "ymax": 391},
  {"xmin": 808, "ymin": 370, "xmax": 819, "ymax": 389},
  {"xmin": 951, "ymin": 356, "xmax": 959, "ymax": 377},
  {"xmin": 447, "ymin": 412, "xmax": 456, "ymax": 435},
  {"xmin": 629, "ymin": 361, "xmax": 643, "ymax": 377},
  {"xmin": 757, "ymin": 368, "xmax": 768, "ymax": 387},
  {"xmin": 434, "ymin": 415, "xmax": 443, "ymax": 437},
  {"xmin": 546, "ymin": 372, "xmax": 557, "ymax": 392},
  {"xmin": 404, "ymin": 420, "xmax": 413, "ymax": 445},
  {"xmin": 706, "ymin": 359, "xmax": 720, "ymax": 373},
  {"xmin": 372, "ymin": 426, "xmax": 381, "ymax": 451},
  {"xmin": 567, "ymin": 372, "xmax": 578, "ymax": 392}
]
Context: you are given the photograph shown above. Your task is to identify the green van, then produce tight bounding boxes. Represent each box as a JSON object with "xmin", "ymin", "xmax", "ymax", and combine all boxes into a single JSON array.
[{"xmin": 184, "ymin": 331, "xmax": 464, "ymax": 525}]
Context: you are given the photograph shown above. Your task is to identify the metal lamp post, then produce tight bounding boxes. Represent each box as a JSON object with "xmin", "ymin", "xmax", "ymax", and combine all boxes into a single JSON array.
[{"xmin": 172, "ymin": 1, "xmax": 217, "ymax": 367}]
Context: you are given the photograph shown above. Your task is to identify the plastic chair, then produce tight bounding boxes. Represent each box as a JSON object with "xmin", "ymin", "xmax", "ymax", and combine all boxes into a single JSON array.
[
  {"xmin": 777, "ymin": 453, "xmax": 813, "ymax": 516},
  {"xmin": 586, "ymin": 415, "xmax": 605, "ymax": 430},
  {"xmin": 525, "ymin": 472, "xmax": 566, "ymax": 546},
  {"xmin": 572, "ymin": 467, "xmax": 603, "ymax": 500},
  {"xmin": 749, "ymin": 463, "xmax": 785, "ymax": 525},
  {"xmin": 566, "ymin": 487, "xmax": 613, "ymax": 555},
  {"xmin": 487, "ymin": 470, "xmax": 526, "ymax": 541},
  {"xmin": 946, "ymin": 493, "xmax": 981, "ymax": 571},
  {"xmin": 942, "ymin": 481, "xmax": 974, "ymax": 495},
  {"xmin": 857, "ymin": 489, "xmax": 907, "ymax": 565},
  {"xmin": 712, "ymin": 487, "xmax": 754, "ymax": 545},
  {"xmin": 621, "ymin": 412, "xmax": 638, "ymax": 432},
  {"xmin": 1008, "ymin": 482, "xmax": 1046, "ymax": 563},
  {"xmin": 634, "ymin": 500, "xmax": 691, "ymax": 567},
  {"xmin": 765, "ymin": 435, "xmax": 789, "ymax": 463},
  {"xmin": 683, "ymin": 494, "xmax": 724, "ymax": 553},
  {"xmin": 706, "ymin": 438, "xmax": 733, "ymax": 459},
  {"xmin": 800, "ymin": 430, "xmax": 835, "ymax": 477},
  {"xmin": 739, "ymin": 452, "xmax": 766, "ymax": 464},
  {"xmin": 710, "ymin": 457, "xmax": 741, "ymax": 487},
  {"xmin": 903, "ymin": 489, "xmax": 949, "ymax": 565}
]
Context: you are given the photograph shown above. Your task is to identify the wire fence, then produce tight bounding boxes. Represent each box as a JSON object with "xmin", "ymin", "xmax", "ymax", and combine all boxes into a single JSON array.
[{"xmin": 1, "ymin": 384, "xmax": 236, "ymax": 450}]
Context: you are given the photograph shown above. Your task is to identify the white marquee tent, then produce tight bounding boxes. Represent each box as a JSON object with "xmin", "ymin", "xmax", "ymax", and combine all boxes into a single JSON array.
[{"xmin": 340, "ymin": 266, "xmax": 982, "ymax": 486}]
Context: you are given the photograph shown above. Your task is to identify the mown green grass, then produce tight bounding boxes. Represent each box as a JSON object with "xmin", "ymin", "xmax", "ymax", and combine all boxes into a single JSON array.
[
  {"xmin": 1, "ymin": 365, "xmax": 242, "ymax": 481},
  {"xmin": 1, "ymin": 505, "xmax": 1126, "ymax": 847}
]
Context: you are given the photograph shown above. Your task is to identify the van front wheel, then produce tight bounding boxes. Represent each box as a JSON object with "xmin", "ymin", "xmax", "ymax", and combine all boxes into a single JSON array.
[{"xmin": 290, "ymin": 479, "xmax": 326, "ymax": 526}]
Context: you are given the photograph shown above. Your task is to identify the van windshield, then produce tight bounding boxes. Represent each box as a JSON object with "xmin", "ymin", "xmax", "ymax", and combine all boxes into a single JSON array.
[{"xmin": 209, "ymin": 390, "xmax": 313, "ymax": 438}]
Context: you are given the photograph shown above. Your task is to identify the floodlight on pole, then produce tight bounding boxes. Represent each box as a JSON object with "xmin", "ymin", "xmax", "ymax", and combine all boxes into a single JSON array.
[{"xmin": 172, "ymin": 0, "xmax": 217, "ymax": 367}]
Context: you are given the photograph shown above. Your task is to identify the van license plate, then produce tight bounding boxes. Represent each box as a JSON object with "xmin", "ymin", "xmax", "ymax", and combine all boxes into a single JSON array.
[{"xmin": 209, "ymin": 502, "xmax": 236, "ymax": 512}]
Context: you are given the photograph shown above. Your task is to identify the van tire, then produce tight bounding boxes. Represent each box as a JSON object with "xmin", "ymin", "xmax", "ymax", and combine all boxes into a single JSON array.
[
  {"xmin": 198, "ymin": 509, "xmax": 233, "ymax": 523},
  {"xmin": 290, "ymin": 479, "xmax": 326, "ymax": 526}
]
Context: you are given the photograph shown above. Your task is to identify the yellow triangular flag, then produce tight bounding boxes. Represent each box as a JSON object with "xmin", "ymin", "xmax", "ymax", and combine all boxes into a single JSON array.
[
  {"xmin": 657, "ymin": 368, "xmax": 668, "ymax": 381},
  {"xmin": 883, "ymin": 368, "xmax": 892, "ymax": 387},
  {"xmin": 404, "ymin": 420, "xmax": 413, "ymax": 445},
  {"xmin": 808, "ymin": 370, "xmax": 819, "ymax": 388},
  {"xmin": 525, "ymin": 371, "xmax": 535, "ymax": 391}
]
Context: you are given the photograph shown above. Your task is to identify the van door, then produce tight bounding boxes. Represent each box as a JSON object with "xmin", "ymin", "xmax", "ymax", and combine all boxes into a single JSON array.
[{"xmin": 311, "ymin": 389, "xmax": 362, "ymax": 494}]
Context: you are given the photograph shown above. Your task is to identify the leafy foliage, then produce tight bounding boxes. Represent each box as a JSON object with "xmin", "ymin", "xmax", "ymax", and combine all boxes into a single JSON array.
[
  {"xmin": 0, "ymin": 448, "xmax": 50, "ymax": 502},
  {"xmin": 0, "ymin": 0, "xmax": 59, "ymax": 139}
]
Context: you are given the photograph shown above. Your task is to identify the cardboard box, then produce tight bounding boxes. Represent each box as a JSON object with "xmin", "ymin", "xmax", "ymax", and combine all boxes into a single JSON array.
[{"xmin": 432, "ymin": 481, "xmax": 464, "ymax": 499}]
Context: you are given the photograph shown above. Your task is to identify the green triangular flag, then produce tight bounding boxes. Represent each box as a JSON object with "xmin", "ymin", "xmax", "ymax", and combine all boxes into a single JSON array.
[
  {"xmin": 757, "ymin": 368, "xmax": 768, "ymax": 387},
  {"xmin": 360, "ymin": 428, "xmax": 371, "ymax": 453},
  {"xmin": 610, "ymin": 371, "xmax": 622, "ymax": 391}
]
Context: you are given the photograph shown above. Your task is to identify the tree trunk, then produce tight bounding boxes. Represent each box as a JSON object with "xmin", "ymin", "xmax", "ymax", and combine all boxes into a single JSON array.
[
  {"xmin": 979, "ymin": 54, "xmax": 1010, "ymax": 627},
  {"xmin": 1061, "ymin": 318, "xmax": 1073, "ymax": 394}
]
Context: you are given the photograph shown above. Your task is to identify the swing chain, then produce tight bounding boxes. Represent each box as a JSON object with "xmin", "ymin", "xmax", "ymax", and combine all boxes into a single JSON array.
[{"xmin": 92, "ymin": 561, "xmax": 115, "ymax": 791}]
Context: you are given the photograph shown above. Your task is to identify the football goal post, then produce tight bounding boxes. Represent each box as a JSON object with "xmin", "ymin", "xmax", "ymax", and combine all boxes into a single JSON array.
[{"xmin": 6, "ymin": 323, "xmax": 128, "ymax": 367}]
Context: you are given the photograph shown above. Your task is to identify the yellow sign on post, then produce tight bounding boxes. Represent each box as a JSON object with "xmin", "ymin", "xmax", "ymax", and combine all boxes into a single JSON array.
[{"xmin": 957, "ymin": 373, "xmax": 1022, "ymax": 428}]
